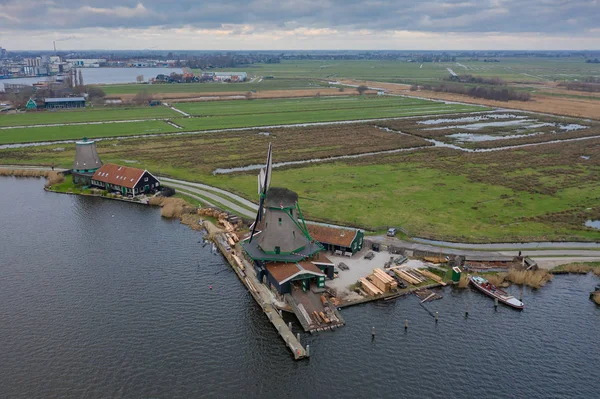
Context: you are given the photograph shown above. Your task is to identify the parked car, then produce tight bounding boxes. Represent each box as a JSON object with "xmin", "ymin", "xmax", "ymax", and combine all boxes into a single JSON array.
[
  {"xmin": 364, "ymin": 252, "xmax": 375, "ymax": 260},
  {"xmin": 387, "ymin": 227, "xmax": 397, "ymax": 237}
]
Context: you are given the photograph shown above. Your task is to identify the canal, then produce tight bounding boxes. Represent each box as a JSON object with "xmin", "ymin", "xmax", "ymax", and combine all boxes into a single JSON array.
[{"xmin": 0, "ymin": 177, "xmax": 598, "ymax": 398}]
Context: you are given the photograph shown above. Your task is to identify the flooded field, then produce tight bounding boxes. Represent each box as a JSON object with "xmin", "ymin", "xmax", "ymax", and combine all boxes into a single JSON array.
[{"xmin": 380, "ymin": 111, "xmax": 599, "ymax": 149}]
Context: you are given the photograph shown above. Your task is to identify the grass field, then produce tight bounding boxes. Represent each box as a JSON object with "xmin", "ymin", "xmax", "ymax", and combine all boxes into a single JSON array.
[
  {"xmin": 0, "ymin": 106, "xmax": 180, "ymax": 127},
  {"xmin": 98, "ymin": 59, "xmax": 600, "ymax": 96},
  {"xmin": 2, "ymin": 112, "xmax": 599, "ymax": 242},
  {"xmin": 101, "ymin": 77, "xmax": 329, "ymax": 95},
  {"xmin": 0, "ymin": 96, "xmax": 486, "ymax": 144},
  {"xmin": 0, "ymin": 120, "xmax": 178, "ymax": 144},
  {"xmin": 193, "ymin": 59, "xmax": 600, "ymax": 84}
]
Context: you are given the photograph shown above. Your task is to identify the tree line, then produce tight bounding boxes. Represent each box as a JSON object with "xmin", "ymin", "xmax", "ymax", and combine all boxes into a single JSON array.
[{"xmin": 418, "ymin": 83, "xmax": 531, "ymax": 102}]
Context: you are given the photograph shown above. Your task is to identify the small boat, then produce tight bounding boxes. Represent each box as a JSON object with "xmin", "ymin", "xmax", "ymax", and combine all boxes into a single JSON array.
[{"xmin": 469, "ymin": 275, "xmax": 524, "ymax": 309}]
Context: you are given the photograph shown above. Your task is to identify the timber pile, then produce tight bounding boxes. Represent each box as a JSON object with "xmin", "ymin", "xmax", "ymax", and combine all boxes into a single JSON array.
[
  {"xmin": 198, "ymin": 207, "xmax": 242, "ymax": 229},
  {"xmin": 424, "ymin": 256, "xmax": 447, "ymax": 264},
  {"xmin": 231, "ymin": 254, "xmax": 245, "ymax": 270},
  {"xmin": 415, "ymin": 269, "xmax": 447, "ymax": 286},
  {"xmin": 371, "ymin": 268, "xmax": 398, "ymax": 291},
  {"xmin": 360, "ymin": 277, "xmax": 383, "ymax": 296},
  {"xmin": 393, "ymin": 269, "xmax": 424, "ymax": 286}
]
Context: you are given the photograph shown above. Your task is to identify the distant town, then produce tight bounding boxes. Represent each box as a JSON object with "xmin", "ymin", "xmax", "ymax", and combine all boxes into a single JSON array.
[{"xmin": 2, "ymin": 46, "xmax": 599, "ymax": 80}]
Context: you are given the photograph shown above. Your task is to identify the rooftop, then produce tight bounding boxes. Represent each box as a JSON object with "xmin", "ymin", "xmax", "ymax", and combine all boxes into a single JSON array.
[
  {"xmin": 307, "ymin": 224, "xmax": 359, "ymax": 248},
  {"xmin": 44, "ymin": 97, "xmax": 85, "ymax": 103},
  {"xmin": 92, "ymin": 163, "xmax": 151, "ymax": 189},
  {"xmin": 265, "ymin": 261, "xmax": 325, "ymax": 284},
  {"xmin": 242, "ymin": 232, "xmax": 322, "ymax": 263},
  {"xmin": 265, "ymin": 187, "xmax": 298, "ymax": 209}
]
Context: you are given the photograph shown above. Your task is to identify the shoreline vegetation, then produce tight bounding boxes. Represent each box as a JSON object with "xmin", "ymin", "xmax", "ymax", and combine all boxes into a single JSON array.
[{"xmin": 458, "ymin": 269, "xmax": 554, "ymax": 289}]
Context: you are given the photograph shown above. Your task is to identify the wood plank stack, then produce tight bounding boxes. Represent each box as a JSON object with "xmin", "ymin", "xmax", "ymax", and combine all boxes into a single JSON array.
[
  {"xmin": 393, "ymin": 269, "xmax": 422, "ymax": 285},
  {"xmin": 415, "ymin": 269, "xmax": 447, "ymax": 286},
  {"xmin": 373, "ymin": 268, "xmax": 398, "ymax": 290},
  {"xmin": 360, "ymin": 277, "xmax": 383, "ymax": 296},
  {"xmin": 231, "ymin": 254, "xmax": 245, "ymax": 270}
]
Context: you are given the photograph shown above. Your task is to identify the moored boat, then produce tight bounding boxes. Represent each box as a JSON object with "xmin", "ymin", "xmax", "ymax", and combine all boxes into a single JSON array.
[{"xmin": 469, "ymin": 275, "xmax": 524, "ymax": 309}]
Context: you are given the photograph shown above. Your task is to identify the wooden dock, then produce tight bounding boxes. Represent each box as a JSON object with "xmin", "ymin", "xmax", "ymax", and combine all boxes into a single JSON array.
[{"xmin": 204, "ymin": 221, "xmax": 308, "ymax": 360}]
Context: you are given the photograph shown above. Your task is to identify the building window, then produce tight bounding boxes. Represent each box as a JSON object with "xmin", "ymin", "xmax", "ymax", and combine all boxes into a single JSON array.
[
  {"xmin": 278, "ymin": 218, "xmax": 282, "ymax": 226},
  {"xmin": 144, "ymin": 177, "xmax": 148, "ymax": 182},
  {"xmin": 275, "ymin": 246, "xmax": 280, "ymax": 254}
]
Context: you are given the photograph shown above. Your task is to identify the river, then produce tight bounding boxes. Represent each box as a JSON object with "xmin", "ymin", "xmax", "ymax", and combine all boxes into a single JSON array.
[
  {"xmin": 0, "ymin": 68, "xmax": 182, "ymax": 90},
  {"xmin": 1, "ymin": 177, "xmax": 599, "ymax": 399}
]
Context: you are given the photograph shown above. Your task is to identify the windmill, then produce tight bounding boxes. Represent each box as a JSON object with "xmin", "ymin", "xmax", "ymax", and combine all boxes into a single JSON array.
[{"xmin": 248, "ymin": 143, "xmax": 272, "ymax": 243}]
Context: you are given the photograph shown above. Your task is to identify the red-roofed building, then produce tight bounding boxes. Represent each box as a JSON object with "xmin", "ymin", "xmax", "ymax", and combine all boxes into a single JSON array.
[
  {"xmin": 307, "ymin": 224, "xmax": 364, "ymax": 255},
  {"xmin": 91, "ymin": 163, "xmax": 160, "ymax": 196}
]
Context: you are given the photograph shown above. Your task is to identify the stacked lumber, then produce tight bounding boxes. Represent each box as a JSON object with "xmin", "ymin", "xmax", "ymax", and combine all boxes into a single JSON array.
[
  {"xmin": 415, "ymin": 269, "xmax": 447, "ymax": 286},
  {"xmin": 231, "ymin": 254, "xmax": 245, "ymax": 270},
  {"xmin": 360, "ymin": 277, "xmax": 383, "ymax": 296},
  {"xmin": 424, "ymin": 256, "xmax": 447, "ymax": 264},
  {"xmin": 368, "ymin": 273, "xmax": 388, "ymax": 292},
  {"xmin": 373, "ymin": 268, "xmax": 398, "ymax": 290},
  {"xmin": 394, "ymin": 269, "xmax": 421, "ymax": 285}
]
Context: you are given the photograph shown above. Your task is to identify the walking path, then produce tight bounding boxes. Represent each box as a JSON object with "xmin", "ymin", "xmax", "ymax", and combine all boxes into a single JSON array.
[
  {"xmin": 3, "ymin": 165, "xmax": 598, "ymax": 259},
  {"xmin": 165, "ymin": 104, "xmax": 190, "ymax": 117}
]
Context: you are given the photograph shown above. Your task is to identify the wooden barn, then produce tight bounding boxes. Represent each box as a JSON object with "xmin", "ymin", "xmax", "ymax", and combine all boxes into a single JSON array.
[
  {"xmin": 307, "ymin": 224, "xmax": 364, "ymax": 256},
  {"xmin": 90, "ymin": 163, "xmax": 160, "ymax": 196}
]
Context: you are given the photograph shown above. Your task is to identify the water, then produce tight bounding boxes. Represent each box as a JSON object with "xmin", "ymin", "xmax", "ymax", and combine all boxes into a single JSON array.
[
  {"xmin": 1, "ymin": 177, "xmax": 599, "ymax": 398},
  {"xmin": 447, "ymin": 132, "xmax": 542, "ymax": 142},
  {"xmin": 0, "ymin": 68, "xmax": 182, "ymax": 90},
  {"xmin": 586, "ymin": 220, "xmax": 600, "ymax": 229}
]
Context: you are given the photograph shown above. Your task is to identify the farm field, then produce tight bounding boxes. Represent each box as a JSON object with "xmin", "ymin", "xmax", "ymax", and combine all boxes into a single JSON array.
[
  {"xmin": 0, "ymin": 96, "xmax": 487, "ymax": 144},
  {"xmin": 3, "ymin": 111, "xmax": 599, "ymax": 243},
  {"xmin": 101, "ymin": 77, "xmax": 329, "ymax": 95},
  {"xmin": 0, "ymin": 120, "xmax": 178, "ymax": 144},
  {"xmin": 0, "ymin": 106, "xmax": 180, "ymax": 127},
  {"xmin": 194, "ymin": 58, "xmax": 600, "ymax": 84}
]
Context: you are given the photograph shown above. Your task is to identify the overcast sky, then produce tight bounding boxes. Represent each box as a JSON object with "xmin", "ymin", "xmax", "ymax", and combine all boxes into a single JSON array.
[{"xmin": 1, "ymin": 0, "xmax": 598, "ymax": 50}]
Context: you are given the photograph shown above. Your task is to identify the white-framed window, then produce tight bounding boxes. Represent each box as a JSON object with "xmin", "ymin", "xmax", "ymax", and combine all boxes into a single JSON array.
[{"xmin": 144, "ymin": 177, "xmax": 148, "ymax": 182}]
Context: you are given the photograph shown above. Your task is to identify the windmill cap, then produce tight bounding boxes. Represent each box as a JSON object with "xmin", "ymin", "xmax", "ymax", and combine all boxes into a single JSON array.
[{"xmin": 266, "ymin": 187, "xmax": 298, "ymax": 208}]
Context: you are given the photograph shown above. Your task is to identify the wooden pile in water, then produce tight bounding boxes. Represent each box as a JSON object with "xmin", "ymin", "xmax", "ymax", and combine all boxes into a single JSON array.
[{"xmin": 415, "ymin": 288, "xmax": 442, "ymax": 302}]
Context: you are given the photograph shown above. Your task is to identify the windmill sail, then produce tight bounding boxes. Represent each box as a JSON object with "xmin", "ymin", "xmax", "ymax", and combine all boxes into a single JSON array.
[{"xmin": 249, "ymin": 143, "xmax": 273, "ymax": 243}]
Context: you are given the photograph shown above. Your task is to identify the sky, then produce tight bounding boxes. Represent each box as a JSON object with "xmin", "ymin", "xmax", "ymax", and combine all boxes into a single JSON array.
[{"xmin": 0, "ymin": 0, "xmax": 599, "ymax": 50}]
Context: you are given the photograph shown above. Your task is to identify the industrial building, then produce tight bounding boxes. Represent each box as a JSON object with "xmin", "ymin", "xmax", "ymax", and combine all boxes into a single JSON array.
[
  {"xmin": 44, "ymin": 97, "xmax": 85, "ymax": 109},
  {"xmin": 91, "ymin": 164, "xmax": 160, "ymax": 196}
]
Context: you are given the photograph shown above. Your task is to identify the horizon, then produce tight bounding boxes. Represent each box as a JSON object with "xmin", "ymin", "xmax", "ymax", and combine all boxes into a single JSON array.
[{"xmin": 1, "ymin": 1, "xmax": 598, "ymax": 51}]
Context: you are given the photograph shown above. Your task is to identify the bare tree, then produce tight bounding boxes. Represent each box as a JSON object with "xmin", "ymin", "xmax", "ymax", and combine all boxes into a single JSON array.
[
  {"xmin": 356, "ymin": 85, "xmax": 368, "ymax": 95},
  {"xmin": 133, "ymin": 89, "xmax": 152, "ymax": 105},
  {"xmin": 78, "ymin": 70, "xmax": 84, "ymax": 87},
  {"xmin": 136, "ymin": 74, "xmax": 145, "ymax": 84}
]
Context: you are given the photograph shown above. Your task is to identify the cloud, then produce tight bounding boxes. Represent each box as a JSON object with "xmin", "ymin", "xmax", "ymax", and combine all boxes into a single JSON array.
[
  {"xmin": 0, "ymin": 0, "xmax": 598, "ymax": 33},
  {"xmin": 0, "ymin": 1, "xmax": 598, "ymax": 49}
]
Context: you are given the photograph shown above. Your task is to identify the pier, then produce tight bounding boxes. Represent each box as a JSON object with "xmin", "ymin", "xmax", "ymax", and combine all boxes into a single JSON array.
[{"xmin": 204, "ymin": 220, "xmax": 309, "ymax": 360}]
